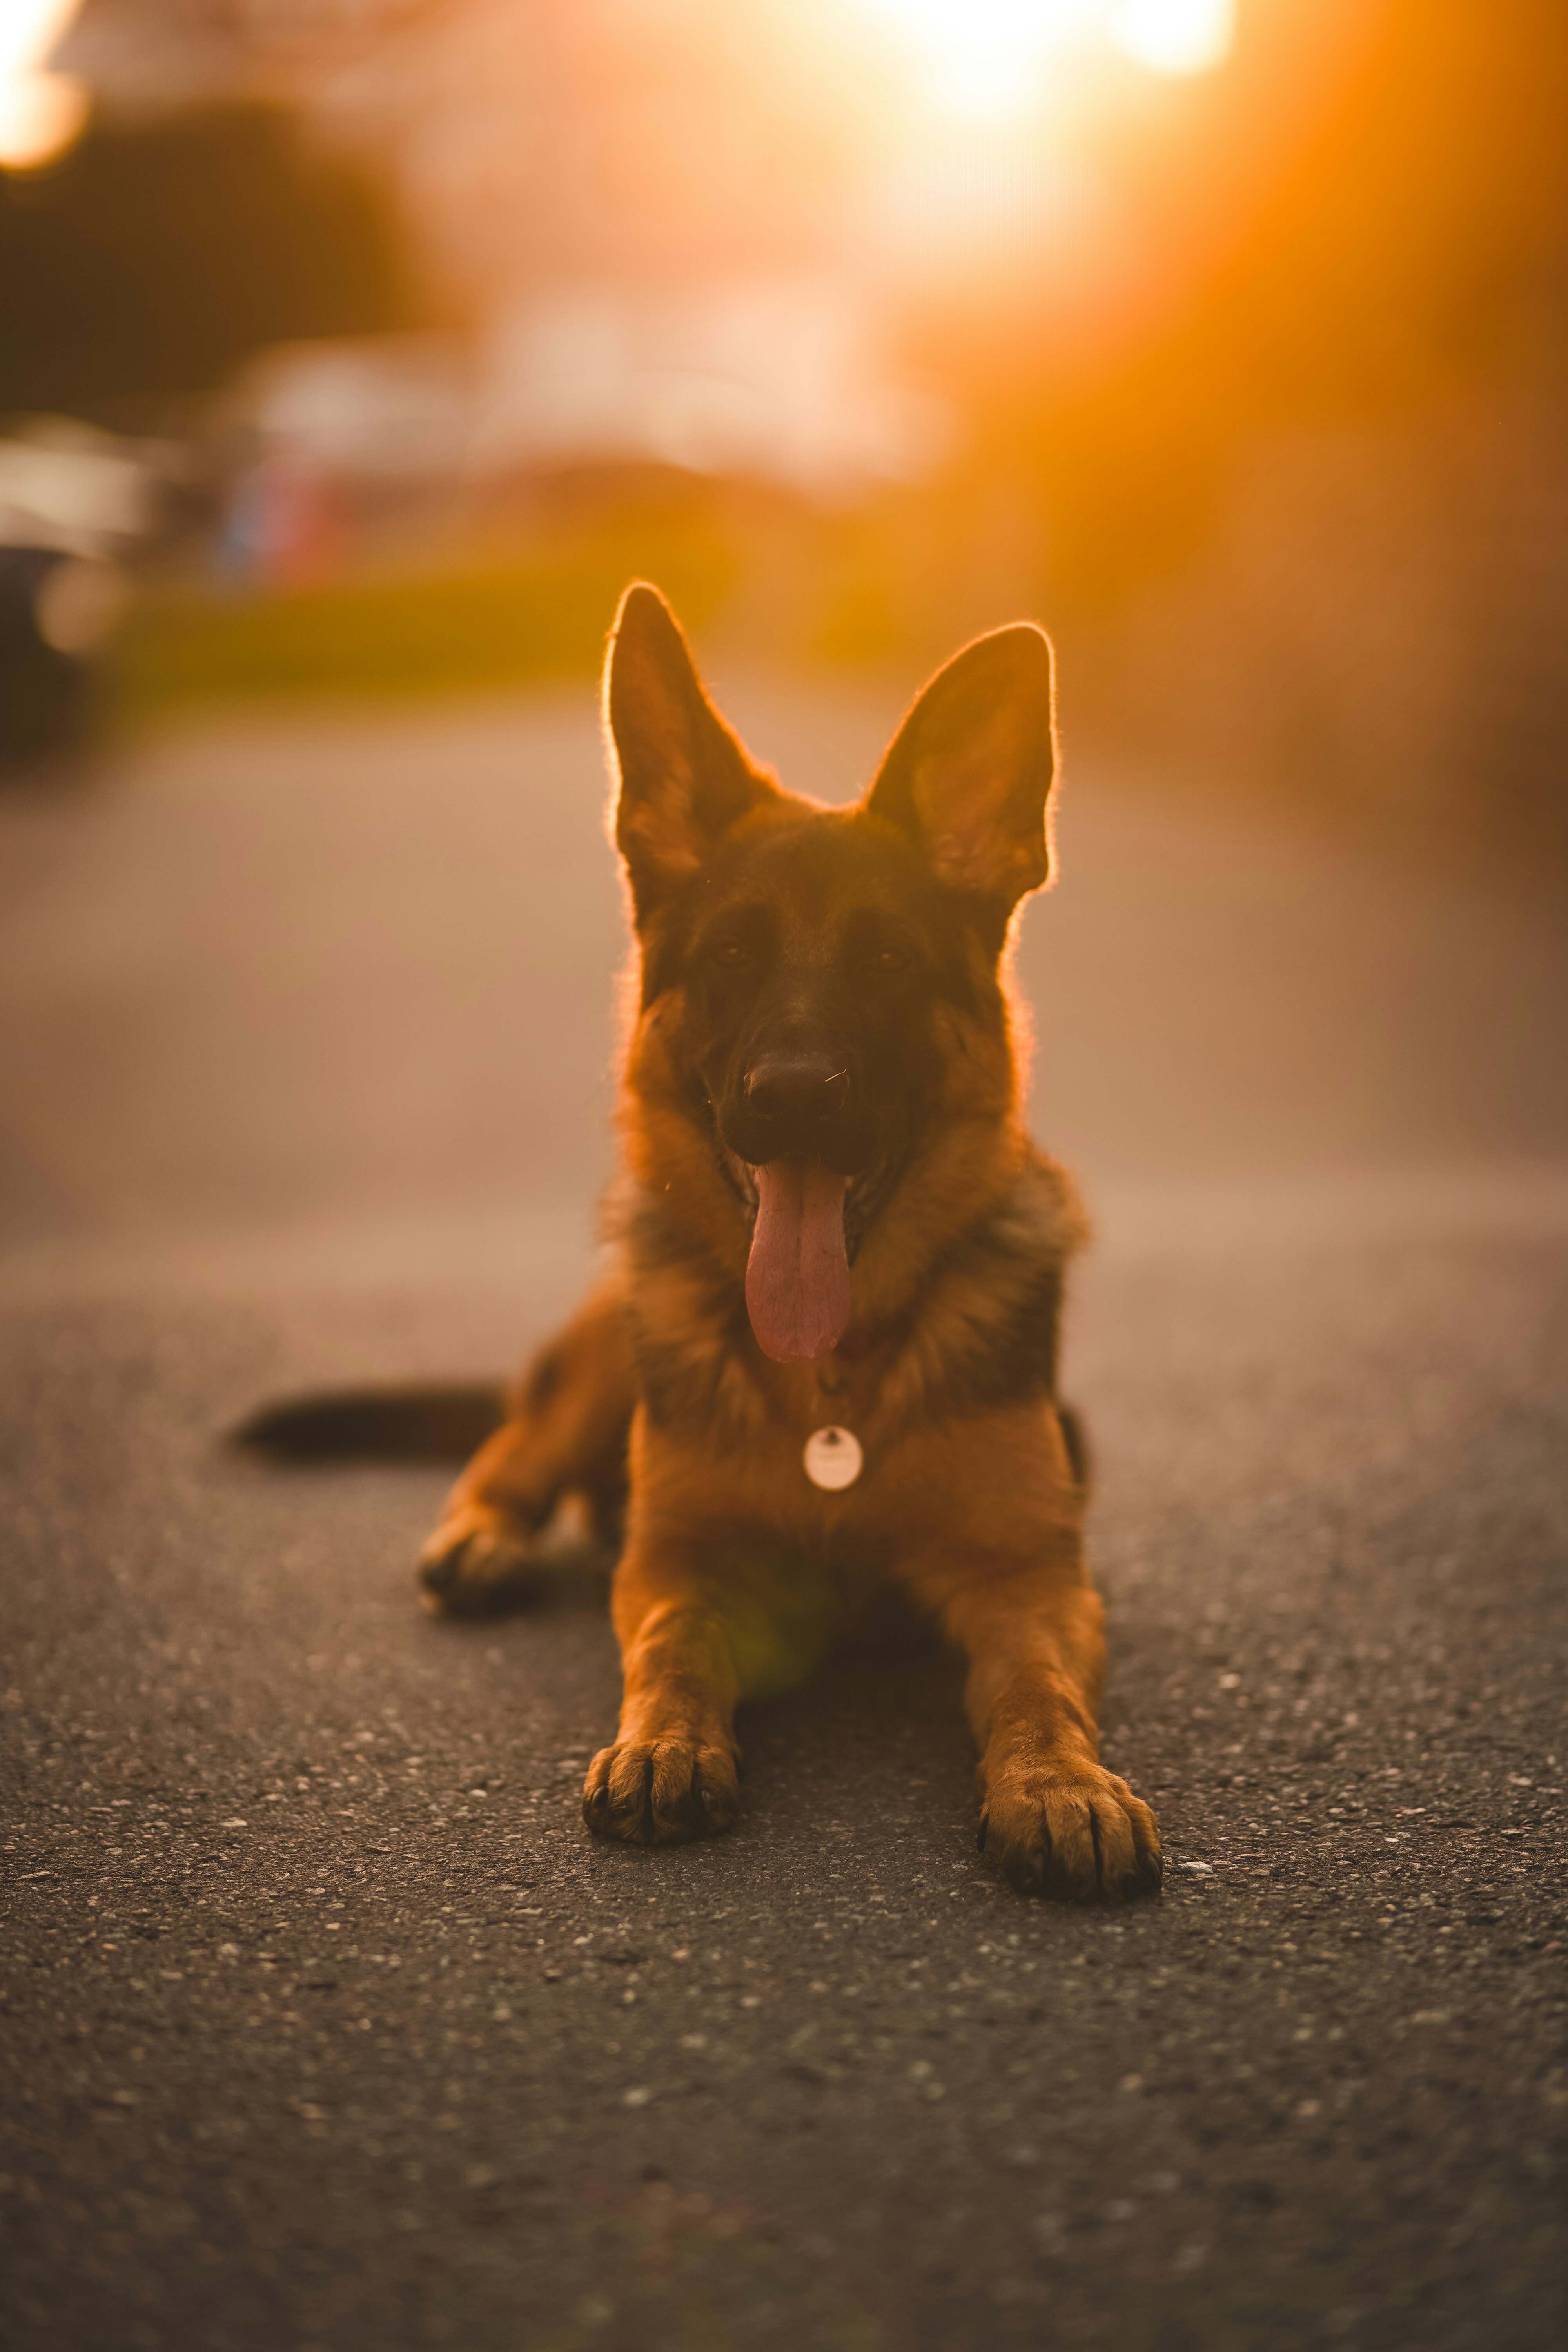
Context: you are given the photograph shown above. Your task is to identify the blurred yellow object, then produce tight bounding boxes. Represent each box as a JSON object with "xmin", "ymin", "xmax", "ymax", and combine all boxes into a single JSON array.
[
  {"xmin": 0, "ymin": 0, "xmax": 87, "ymax": 171},
  {"xmin": 0, "ymin": 67, "xmax": 84, "ymax": 167}
]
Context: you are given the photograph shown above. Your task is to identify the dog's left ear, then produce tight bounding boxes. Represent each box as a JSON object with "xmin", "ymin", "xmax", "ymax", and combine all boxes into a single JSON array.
[
  {"xmin": 605, "ymin": 582, "xmax": 777, "ymax": 920},
  {"xmin": 864, "ymin": 624, "xmax": 1056, "ymax": 911}
]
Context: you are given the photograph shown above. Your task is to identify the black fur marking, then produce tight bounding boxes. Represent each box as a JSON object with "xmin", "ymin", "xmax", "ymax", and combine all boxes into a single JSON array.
[
  {"xmin": 1057, "ymin": 1403, "xmax": 1092, "ymax": 1495},
  {"xmin": 631, "ymin": 1332, "xmax": 727, "ymax": 1432},
  {"xmin": 626, "ymin": 1192, "xmax": 716, "ymax": 1276},
  {"xmin": 522, "ymin": 1346, "xmax": 566, "ymax": 1415},
  {"xmin": 678, "ymin": 822, "xmax": 988, "ymax": 1220},
  {"xmin": 959, "ymin": 1261, "xmax": 1063, "ymax": 1409},
  {"xmin": 918, "ymin": 1217, "xmax": 1065, "ymax": 1422}
]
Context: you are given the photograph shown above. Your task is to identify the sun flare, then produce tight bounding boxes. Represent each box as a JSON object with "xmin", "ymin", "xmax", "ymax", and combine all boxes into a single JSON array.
[
  {"xmin": 1112, "ymin": 0, "xmax": 1235, "ymax": 76},
  {"xmin": 855, "ymin": 0, "xmax": 1234, "ymax": 115}
]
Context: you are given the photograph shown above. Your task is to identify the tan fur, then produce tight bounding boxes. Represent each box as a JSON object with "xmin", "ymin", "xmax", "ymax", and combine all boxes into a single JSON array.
[{"xmin": 419, "ymin": 588, "xmax": 1161, "ymax": 1903}]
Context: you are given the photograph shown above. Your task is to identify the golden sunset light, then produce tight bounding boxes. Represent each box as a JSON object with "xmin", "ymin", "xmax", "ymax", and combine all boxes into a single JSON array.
[
  {"xmin": 853, "ymin": 0, "xmax": 1236, "ymax": 113},
  {"xmin": 1112, "ymin": 0, "xmax": 1236, "ymax": 75}
]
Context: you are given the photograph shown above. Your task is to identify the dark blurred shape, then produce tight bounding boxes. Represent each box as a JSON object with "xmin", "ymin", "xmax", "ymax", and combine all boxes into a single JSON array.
[
  {"xmin": 0, "ymin": 543, "xmax": 94, "ymax": 757},
  {"xmin": 0, "ymin": 99, "xmax": 419, "ymax": 425},
  {"xmin": 0, "ymin": 410, "xmax": 166, "ymax": 759},
  {"xmin": 232, "ymin": 1383, "xmax": 505, "ymax": 1466}
]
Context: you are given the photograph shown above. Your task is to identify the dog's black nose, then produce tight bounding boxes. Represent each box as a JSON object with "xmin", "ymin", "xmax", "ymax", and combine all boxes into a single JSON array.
[{"xmin": 743, "ymin": 1054, "xmax": 850, "ymax": 1126}]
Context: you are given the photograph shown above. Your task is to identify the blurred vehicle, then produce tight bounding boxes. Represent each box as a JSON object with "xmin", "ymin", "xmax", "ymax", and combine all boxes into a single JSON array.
[
  {"xmin": 0, "ymin": 415, "xmax": 170, "ymax": 762},
  {"xmin": 212, "ymin": 336, "xmax": 474, "ymax": 583},
  {"xmin": 206, "ymin": 290, "xmax": 953, "ymax": 584}
]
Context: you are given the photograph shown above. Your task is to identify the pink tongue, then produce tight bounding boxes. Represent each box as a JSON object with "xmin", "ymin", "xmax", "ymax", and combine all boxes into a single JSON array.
[{"xmin": 745, "ymin": 1162, "xmax": 850, "ymax": 1363}]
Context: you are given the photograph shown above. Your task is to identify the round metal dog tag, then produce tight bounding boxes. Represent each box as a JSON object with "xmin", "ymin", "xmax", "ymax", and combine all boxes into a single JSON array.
[{"xmin": 804, "ymin": 1425, "xmax": 862, "ymax": 1491}]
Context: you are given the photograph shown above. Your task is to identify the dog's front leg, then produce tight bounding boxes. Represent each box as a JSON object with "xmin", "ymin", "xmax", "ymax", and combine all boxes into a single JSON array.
[
  {"xmin": 931, "ymin": 1567, "xmax": 1162, "ymax": 1903},
  {"xmin": 582, "ymin": 1546, "xmax": 744, "ymax": 1845},
  {"xmin": 419, "ymin": 1278, "xmax": 634, "ymax": 1614}
]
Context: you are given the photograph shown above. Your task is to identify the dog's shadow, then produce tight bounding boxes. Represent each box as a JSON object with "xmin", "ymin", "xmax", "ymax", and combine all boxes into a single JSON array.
[
  {"xmin": 736, "ymin": 1592, "xmax": 976, "ymax": 1837},
  {"xmin": 428, "ymin": 1540, "xmax": 976, "ymax": 1831}
]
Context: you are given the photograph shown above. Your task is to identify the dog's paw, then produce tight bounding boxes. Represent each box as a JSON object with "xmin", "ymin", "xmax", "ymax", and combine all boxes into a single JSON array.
[
  {"xmin": 978, "ymin": 1759, "xmax": 1162, "ymax": 1904},
  {"xmin": 418, "ymin": 1507, "xmax": 543, "ymax": 1616},
  {"xmin": 419, "ymin": 1492, "xmax": 609, "ymax": 1616},
  {"xmin": 582, "ymin": 1738, "xmax": 740, "ymax": 1846}
]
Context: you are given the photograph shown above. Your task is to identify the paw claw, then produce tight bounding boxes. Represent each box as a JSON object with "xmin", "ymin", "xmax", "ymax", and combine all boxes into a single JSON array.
[
  {"xmin": 582, "ymin": 1738, "xmax": 739, "ymax": 1847},
  {"xmin": 979, "ymin": 1762, "xmax": 1161, "ymax": 1906},
  {"xmin": 417, "ymin": 1513, "xmax": 541, "ymax": 1617},
  {"xmin": 419, "ymin": 1551, "xmax": 458, "ymax": 1595}
]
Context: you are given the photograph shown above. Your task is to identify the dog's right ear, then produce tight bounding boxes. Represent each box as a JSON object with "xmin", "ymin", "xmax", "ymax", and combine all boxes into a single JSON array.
[{"xmin": 604, "ymin": 583, "xmax": 777, "ymax": 920}]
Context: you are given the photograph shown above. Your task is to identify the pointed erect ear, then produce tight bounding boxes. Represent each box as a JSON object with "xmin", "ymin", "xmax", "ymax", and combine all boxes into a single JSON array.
[
  {"xmin": 604, "ymin": 582, "xmax": 777, "ymax": 920},
  {"xmin": 863, "ymin": 624, "xmax": 1057, "ymax": 912}
]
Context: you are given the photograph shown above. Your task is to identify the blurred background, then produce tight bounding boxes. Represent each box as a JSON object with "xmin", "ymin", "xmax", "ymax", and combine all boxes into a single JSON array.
[
  {"xmin": 2, "ymin": 0, "xmax": 1566, "ymax": 1267},
  {"xmin": 2, "ymin": 0, "xmax": 1565, "ymax": 859}
]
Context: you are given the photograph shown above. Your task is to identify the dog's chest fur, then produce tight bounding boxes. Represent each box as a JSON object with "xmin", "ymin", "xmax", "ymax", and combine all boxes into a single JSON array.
[{"xmin": 620, "ymin": 1148, "xmax": 1086, "ymax": 1463}]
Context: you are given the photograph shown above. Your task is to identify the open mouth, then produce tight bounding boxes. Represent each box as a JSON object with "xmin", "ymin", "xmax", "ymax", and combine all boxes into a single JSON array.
[{"xmin": 726, "ymin": 1154, "xmax": 902, "ymax": 1363}]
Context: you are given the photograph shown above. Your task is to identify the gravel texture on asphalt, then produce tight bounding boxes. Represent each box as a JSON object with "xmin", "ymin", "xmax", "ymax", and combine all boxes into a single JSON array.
[{"xmin": 2, "ymin": 694, "xmax": 1565, "ymax": 2352}]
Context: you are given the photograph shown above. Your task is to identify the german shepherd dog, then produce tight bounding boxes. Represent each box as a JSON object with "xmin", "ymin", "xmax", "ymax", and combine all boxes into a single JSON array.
[{"xmin": 392, "ymin": 583, "xmax": 1161, "ymax": 1904}]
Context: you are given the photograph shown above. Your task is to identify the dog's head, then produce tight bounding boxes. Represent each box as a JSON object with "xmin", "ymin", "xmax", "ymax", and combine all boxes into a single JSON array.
[{"xmin": 604, "ymin": 582, "xmax": 1057, "ymax": 1362}]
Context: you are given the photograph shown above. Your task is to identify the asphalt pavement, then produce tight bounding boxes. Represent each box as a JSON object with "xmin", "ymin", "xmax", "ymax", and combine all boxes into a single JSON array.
[{"xmin": 2, "ymin": 682, "xmax": 1565, "ymax": 2352}]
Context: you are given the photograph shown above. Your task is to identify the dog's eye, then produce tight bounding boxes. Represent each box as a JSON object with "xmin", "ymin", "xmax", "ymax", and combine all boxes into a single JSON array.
[
  {"xmin": 707, "ymin": 939, "xmax": 750, "ymax": 970},
  {"xmin": 875, "ymin": 946, "xmax": 908, "ymax": 974}
]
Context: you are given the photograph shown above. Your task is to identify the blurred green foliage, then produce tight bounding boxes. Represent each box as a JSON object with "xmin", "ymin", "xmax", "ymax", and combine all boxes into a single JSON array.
[{"xmin": 111, "ymin": 511, "xmax": 740, "ymax": 719}]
